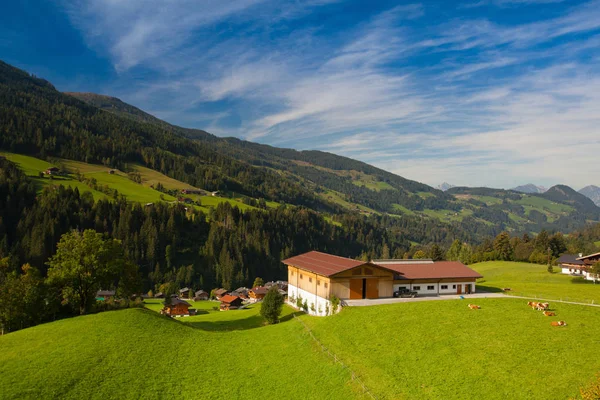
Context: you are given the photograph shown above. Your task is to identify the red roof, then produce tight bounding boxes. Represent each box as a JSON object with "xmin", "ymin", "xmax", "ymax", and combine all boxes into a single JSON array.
[
  {"xmin": 282, "ymin": 251, "xmax": 367, "ymax": 277},
  {"xmin": 375, "ymin": 261, "xmax": 483, "ymax": 280},
  {"xmin": 220, "ymin": 295, "xmax": 241, "ymax": 304}
]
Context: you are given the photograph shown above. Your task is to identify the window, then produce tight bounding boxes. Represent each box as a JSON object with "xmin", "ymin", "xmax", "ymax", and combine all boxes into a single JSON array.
[
  {"xmin": 300, "ymin": 274, "xmax": 303, "ymax": 279},
  {"xmin": 427, "ymin": 285, "xmax": 434, "ymax": 290},
  {"xmin": 291, "ymin": 271, "xmax": 294, "ymax": 276},
  {"xmin": 309, "ymin": 277, "xmax": 312, "ymax": 283},
  {"xmin": 317, "ymin": 279, "xmax": 321, "ymax": 286},
  {"xmin": 352, "ymin": 268, "xmax": 362, "ymax": 276},
  {"xmin": 413, "ymin": 286, "xmax": 421, "ymax": 290},
  {"xmin": 452, "ymin": 285, "xmax": 456, "ymax": 289},
  {"xmin": 324, "ymin": 282, "xmax": 328, "ymax": 288},
  {"xmin": 397, "ymin": 286, "xmax": 407, "ymax": 290},
  {"xmin": 364, "ymin": 267, "xmax": 373, "ymax": 275},
  {"xmin": 441, "ymin": 285, "xmax": 448, "ymax": 290}
]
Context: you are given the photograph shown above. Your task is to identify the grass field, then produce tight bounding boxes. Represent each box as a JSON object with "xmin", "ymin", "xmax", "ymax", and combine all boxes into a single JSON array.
[
  {"xmin": 2, "ymin": 272, "xmax": 600, "ymax": 399},
  {"xmin": 0, "ymin": 305, "xmax": 360, "ymax": 400},
  {"xmin": 472, "ymin": 261, "xmax": 600, "ymax": 303},
  {"xmin": 302, "ymin": 298, "xmax": 600, "ymax": 399}
]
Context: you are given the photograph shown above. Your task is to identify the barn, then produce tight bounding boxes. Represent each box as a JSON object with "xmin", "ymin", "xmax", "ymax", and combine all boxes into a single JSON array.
[
  {"xmin": 558, "ymin": 252, "xmax": 600, "ymax": 281},
  {"xmin": 283, "ymin": 251, "xmax": 483, "ymax": 316},
  {"xmin": 161, "ymin": 298, "xmax": 191, "ymax": 317}
]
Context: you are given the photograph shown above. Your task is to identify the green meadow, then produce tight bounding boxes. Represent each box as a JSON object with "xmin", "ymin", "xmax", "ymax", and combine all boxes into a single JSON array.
[
  {"xmin": 302, "ymin": 298, "xmax": 600, "ymax": 400},
  {"xmin": 472, "ymin": 261, "xmax": 600, "ymax": 303},
  {"xmin": 0, "ymin": 305, "xmax": 358, "ymax": 400}
]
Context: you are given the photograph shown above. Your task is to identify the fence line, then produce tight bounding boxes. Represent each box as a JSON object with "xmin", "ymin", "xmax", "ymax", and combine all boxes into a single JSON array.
[{"xmin": 293, "ymin": 314, "xmax": 378, "ymax": 400}]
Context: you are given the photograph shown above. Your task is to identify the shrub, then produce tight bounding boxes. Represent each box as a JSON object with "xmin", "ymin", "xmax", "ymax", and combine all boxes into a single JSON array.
[
  {"xmin": 296, "ymin": 295, "xmax": 303, "ymax": 309},
  {"xmin": 330, "ymin": 294, "xmax": 340, "ymax": 314},
  {"xmin": 302, "ymin": 300, "xmax": 308, "ymax": 312}
]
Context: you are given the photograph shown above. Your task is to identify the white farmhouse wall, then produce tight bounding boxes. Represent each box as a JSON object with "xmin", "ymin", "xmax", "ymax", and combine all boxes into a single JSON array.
[
  {"xmin": 393, "ymin": 281, "xmax": 476, "ymax": 295},
  {"xmin": 287, "ymin": 284, "xmax": 338, "ymax": 316}
]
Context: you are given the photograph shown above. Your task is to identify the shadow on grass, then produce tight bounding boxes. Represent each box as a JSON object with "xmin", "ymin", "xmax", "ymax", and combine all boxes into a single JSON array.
[
  {"xmin": 475, "ymin": 285, "xmax": 504, "ymax": 293},
  {"xmin": 183, "ymin": 310, "xmax": 305, "ymax": 332},
  {"xmin": 570, "ymin": 277, "xmax": 596, "ymax": 285}
]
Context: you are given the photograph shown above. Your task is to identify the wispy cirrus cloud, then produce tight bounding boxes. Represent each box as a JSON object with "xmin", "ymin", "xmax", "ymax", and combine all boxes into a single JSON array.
[{"xmin": 58, "ymin": 0, "xmax": 600, "ymax": 189}]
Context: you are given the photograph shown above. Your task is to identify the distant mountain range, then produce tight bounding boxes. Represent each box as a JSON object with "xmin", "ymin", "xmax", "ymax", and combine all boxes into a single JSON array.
[
  {"xmin": 511, "ymin": 184, "xmax": 547, "ymax": 194},
  {"xmin": 579, "ymin": 185, "xmax": 600, "ymax": 207},
  {"xmin": 437, "ymin": 182, "xmax": 455, "ymax": 191}
]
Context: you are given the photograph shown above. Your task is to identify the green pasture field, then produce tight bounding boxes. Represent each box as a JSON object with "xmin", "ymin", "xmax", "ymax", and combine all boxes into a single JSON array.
[
  {"xmin": 515, "ymin": 195, "xmax": 574, "ymax": 214},
  {"xmin": 0, "ymin": 305, "xmax": 359, "ymax": 400},
  {"xmin": 473, "ymin": 261, "xmax": 600, "ymax": 303},
  {"xmin": 302, "ymin": 297, "xmax": 600, "ymax": 400}
]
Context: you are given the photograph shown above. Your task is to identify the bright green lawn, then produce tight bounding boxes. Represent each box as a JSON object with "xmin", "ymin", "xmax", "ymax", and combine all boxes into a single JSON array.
[
  {"xmin": 472, "ymin": 261, "xmax": 600, "ymax": 303},
  {"xmin": 0, "ymin": 306, "xmax": 360, "ymax": 400},
  {"xmin": 515, "ymin": 195, "xmax": 573, "ymax": 214},
  {"xmin": 302, "ymin": 298, "xmax": 600, "ymax": 400}
]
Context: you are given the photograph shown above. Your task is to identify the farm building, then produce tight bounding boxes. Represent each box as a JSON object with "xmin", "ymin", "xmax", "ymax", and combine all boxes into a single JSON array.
[
  {"xmin": 213, "ymin": 288, "xmax": 229, "ymax": 300},
  {"xmin": 162, "ymin": 298, "xmax": 191, "ymax": 317},
  {"xmin": 179, "ymin": 287, "xmax": 193, "ymax": 299},
  {"xmin": 231, "ymin": 287, "xmax": 249, "ymax": 299},
  {"xmin": 154, "ymin": 292, "xmax": 165, "ymax": 298},
  {"xmin": 96, "ymin": 290, "xmax": 116, "ymax": 301},
  {"xmin": 44, "ymin": 167, "xmax": 60, "ymax": 175},
  {"xmin": 558, "ymin": 252, "xmax": 600, "ymax": 281},
  {"xmin": 248, "ymin": 286, "xmax": 268, "ymax": 302},
  {"xmin": 194, "ymin": 290, "xmax": 209, "ymax": 301},
  {"xmin": 220, "ymin": 295, "xmax": 243, "ymax": 310},
  {"xmin": 284, "ymin": 251, "xmax": 483, "ymax": 316}
]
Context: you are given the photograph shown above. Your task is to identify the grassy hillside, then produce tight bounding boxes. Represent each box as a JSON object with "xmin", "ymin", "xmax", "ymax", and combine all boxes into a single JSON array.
[
  {"xmin": 0, "ymin": 306, "xmax": 359, "ymax": 400},
  {"xmin": 302, "ymin": 298, "xmax": 600, "ymax": 400},
  {"xmin": 472, "ymin": 261, "xmax": 600, "ymax": 303},
  {"xmin": 0, "ymin": 152, "xmax": 108, "ymax": 200}
]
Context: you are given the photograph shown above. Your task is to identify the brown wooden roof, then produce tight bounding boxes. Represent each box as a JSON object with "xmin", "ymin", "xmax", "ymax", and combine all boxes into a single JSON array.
[
  {"xmin": 220, "ymin": 295, "xmax": 241, "ymax": 304},
  {"xmin": 375, "ymin": 261, "xmax": 483, "ymax": 280},
  {"xmin": 282, "ymin": 251, "xmax": 366, "ymax": 277}
]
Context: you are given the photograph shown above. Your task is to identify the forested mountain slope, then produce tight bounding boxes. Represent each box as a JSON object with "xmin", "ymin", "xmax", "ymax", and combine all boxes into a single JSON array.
[{"xmin": 2, "ymin": 59, "xmax": 599, "ymax": 236}]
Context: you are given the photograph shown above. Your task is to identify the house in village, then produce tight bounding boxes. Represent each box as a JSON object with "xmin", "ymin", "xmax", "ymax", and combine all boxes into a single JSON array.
[
  {"xmin": 284, "ymin": 251, "xmax": 483, "ymax": 316},
  {"xmin": 162, "ymin": 298, "xmax": 191, "ymax": 317},
  {"xmin": 220, "ymin": 295, "xmax": 243, "ymax": 310},
  {"xmin": 213, "ymin": 288, "xmax": 229, "ymax": 300},
  {"xmin": 44, "ymin": 167, "xmax": 60, "ymax": 175},
  {"xmin": 154, "ymin": 292, "xmax": 165, "ymax": 298},
  {"xmin": 179, "ymin": 287, "xmax": 193, "ymax": 299},
  {"xmin": 96, "ymin": 290, "xmax": 116, "ymax": 301},
  {"xmin": 558, "ymin": 252, "xmax": 600, "ymax": 281},
  {"xmin": 231, "ymin": 287, "xmax": 249, "ymax": 299},
  {"xmin": 194, "ymin": 290, "xmax": 209, "ymax": 301},
  {"xmin": 248, "ymin": 286, "xmax": 268, "ymax": 302}
]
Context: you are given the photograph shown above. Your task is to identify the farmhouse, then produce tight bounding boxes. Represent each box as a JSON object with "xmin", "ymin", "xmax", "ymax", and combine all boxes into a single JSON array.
[
  {"xmin": 194, "ymin": 290, "xmax": 209, "ymax": 301},
  {"xmin": 44, "ymin": 167, "xmax": 60, "ymax": 175},
  {"xmin": 179, "ymin": 287, "xmax": 192, "ymax": 299},
  {"xmin": 96, "ymin": 290, "xmax": 116, "ymax": 300},
  {"xmin": 220, "ymin": 295, "xmax": 243, "ymax": 310},
  {"xmin": 154, "ymin": 292, "xmax": 165, "ymax": 298},
  {"xmin": 284, "ymin": 251, "xmax": 483, "ymax": 316},
  {"xmin": 162, "ymin": 298, "xmax": 191, "ymax": 317},
  {"xmin": 213, "ymin": 288, "xmax": 229, "ymax": 300},
  {"xmin": 248, "ymin": 286, "xmax": 268, "ymax": 302},
  {"xmin": 558, "ymin": 252, "xmax": 600, "ymax": 281}
]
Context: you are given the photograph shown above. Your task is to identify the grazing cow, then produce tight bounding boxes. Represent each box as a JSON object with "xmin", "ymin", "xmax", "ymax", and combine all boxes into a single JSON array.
[
  {"xmin": 468, "ymin": 304, "xmax": 481, "ymax": 309},
  {"xmin": 543, "ymin": 311, "xmax": 556, "ymax": 317},
  {"xmin": 529, "ymin": 302, "xmax": 540, "ymax": 309},
  {"xmin": 551, "ymin": 321, "xmax": 567, "ymax": 326}
]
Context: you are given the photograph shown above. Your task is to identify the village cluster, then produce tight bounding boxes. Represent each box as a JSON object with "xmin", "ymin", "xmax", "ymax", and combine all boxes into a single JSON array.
[{"xmin": 143, "ymin": 281, "xmax": 289, "ymax": 317}]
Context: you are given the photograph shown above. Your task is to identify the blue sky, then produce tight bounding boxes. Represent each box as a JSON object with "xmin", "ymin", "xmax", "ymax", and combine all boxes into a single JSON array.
[{"xmin": 2, "ymin": 0, "xmax": 600, "ymax": 189}]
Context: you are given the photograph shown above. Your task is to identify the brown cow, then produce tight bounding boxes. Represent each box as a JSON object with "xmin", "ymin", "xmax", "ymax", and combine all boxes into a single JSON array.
[
  {"xmin": 551, "ymin": 321, "xmax": 567, "ymax": 326},
  {"xmin": 543, "ymin": 311, "xmax": 556, "ymax": 317},
  {"xmin": 468, "ymin": 304, "xmax": 481, "ymax": 309}
]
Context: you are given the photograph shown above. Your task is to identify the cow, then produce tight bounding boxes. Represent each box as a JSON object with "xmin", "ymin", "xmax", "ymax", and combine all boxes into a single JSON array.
[
  {"xmin": 551, "ymin": 321, "xmax": 567, "ymax": 326},
  {"xmin": 543, "ymin": 311, "xmax": 556, "ymax": 317},
  {"xmin": 535, "ymin": 304, "xmax": 548, "ymax": 311},
  {"xmin": 468, "ymin": 304, "xmax": 481, "ymax": 309}
]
